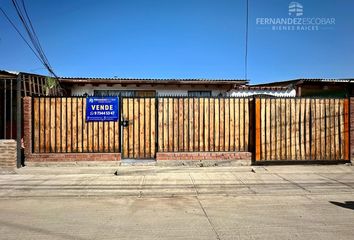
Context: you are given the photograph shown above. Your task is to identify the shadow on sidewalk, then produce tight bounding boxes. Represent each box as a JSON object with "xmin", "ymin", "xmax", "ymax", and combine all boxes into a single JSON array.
[{"xmin": 330, "ymin": 201, "xmax": 354, "ymax": 210}]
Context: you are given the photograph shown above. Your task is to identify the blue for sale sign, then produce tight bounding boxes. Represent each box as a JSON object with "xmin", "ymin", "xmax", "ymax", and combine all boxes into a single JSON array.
[{"xmin": 86, "ymin": 97, "xmax": 119, "ymax": 121}]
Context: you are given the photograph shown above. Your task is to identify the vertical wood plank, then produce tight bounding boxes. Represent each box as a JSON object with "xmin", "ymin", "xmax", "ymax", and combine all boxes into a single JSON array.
[
  {"xmin": 139, "ymin": 98, "xmax": 145, "ymax": 158},
  {"xmin": 66, "ymin": 98, "xmax": 72, "ymax": 152},
  {"xmin": 33, "ymin": 98, "xmax": 39, "ymax": 153},
  {"xmin": 150, "ymin": 98, "xmax": 156, "ymax": 158},
  {"xmin": 229, "ymin": 98, "xmax": 235, "ymax": 151},
  {"xmin": 82, "ymin": 98, "xmax": 88, "ymax": 152},
  {"xmin": 224, "ymin": 99, "xmax": 230, "ymax": 151},
  {"xmin": 122, "ymin": 98, "xmax": 129, "ymax": 157},
  {"xmin": 55, "ymin": 98, "xmax": 61, "ymax": 153},
  {"xmin": 260, "ymin": 98, "xmax": 266, "ymax": 160},
  {"xmin": 235, "ymin": 98, "xmax": 240, "ymax": 152},
  {"xmin": 219, "ymin": 98, "xmax": 225, "ymax": 151},
  {"xmin": 71, "ymin": 98, "xmax": 78, "ymax": 152},
  {"xmin": 290, "ymin": 98, "xmax": 296, "ymax": 160},
  {"xmin": 239, "ymin": 98, "xmax": 245, "ymax": 152},
  {"xmin": 145, "ymin": 98, "xmax": 151, "ymax": 158},
  {"xmin": 244, "ymin": 98, "xmax": 250, "ymax": 152},
  {"xmin": 39, "ymin": 98, "xmax": 45, "ymax": 153},
  {"xmin": 178, "ymin": 98, "xmax": 184, "ymax": 152},
  {"xmin": 329, "ymin": 99, "xmax": 335, "ymax": 160},
  {"xmin": 50, "ymin": 98, "xmax": 56, "ymax": 152},
  {"xmin": 265, "ymin": 98, "xmax": 271, "ymax": 160},
  {"xmin": 164, "ymin": 98, "xmax": 169, "ymax": 152},
  {"xmin": 310, "ymin": 99, "xmax": 316, "ymax": 160},
  {"xmin": 158, "ymin": 98, "xmax": 164, "ymax": 152},
  {"xmin": 168, "ymin": 98, "xmax": 174, "ymax": 152},
  {"xmin": 209, "ymin": 98, "xmax": 215, "ymax": 151},
  {"xmin": 343, "ymin": 99, "xmax": 349, "ymax": 160},
  {"xmin": 193, "ymin": 99, "xmax": 199, "ymax": 151},
  {"xmin": 255, "ymin": 98, "xmax": 261, "ymax": 161},
  {"xmin": 61, "ymin": 98, "xmax": 68, "ymax": 152},
  {"xmin": 214, "ymin": 98, "xmax": 220, "ymax": 151},
  {"xmin": 204, "ymin": 98, "xmax": 210, "ymax": 152},
  {"xmin": 77, "ymin": 98, "xmax": 83, "ymax": 153},
  {"xmin": 334, "ymin": 99, "xmax": 339, "ymax": 160},
  {"xmin": 315, "ymin": 99, "xmax": 321, "ymax": 160},
  {"xmin": 199, "ymin": 98, "xmax": 204, "ymax": 151},
  {"xmin": 188, "ymin": 98, "xmax": 194, "ymax": 152},
  {"xmin": 173, "ymin": 98, "xmax": 179, "ymax": 152},
  {"xmin": 305, "ymin": 98, "xmax": 311, "ymax": 160},
  {"xmin": 128, "ymin": 98, "xmax": 134, "ymax": 156},
  {"xmin": 320, "ymin": 99, "xmax": 326, "ymax": 160},
  {"xmin": 133, "ymin": 98, "xmax": 139, "ymax": 158},
  {"xmin": 183, "ymin": 99, "xmax": 189, "ymax": 152}
]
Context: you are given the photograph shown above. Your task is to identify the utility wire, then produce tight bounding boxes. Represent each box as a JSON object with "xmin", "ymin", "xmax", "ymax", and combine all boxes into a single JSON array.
[
  {"xmin": 244, "ymin": 0, "xmax": 249, "ymax": 80},
  {"xmin": 11, "ymin": 0, "xmax": 55, "ymax": 76},
  {"xmin": 0, "ymin": 7, "xmax": 45, "ymax": 66},
  {"xmin": 1, "ymin": 0, "xmax": 58, "ymax": 78}
]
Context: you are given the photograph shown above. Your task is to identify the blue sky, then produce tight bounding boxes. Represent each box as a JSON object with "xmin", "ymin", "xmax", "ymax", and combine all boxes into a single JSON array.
[{"xmin": 0, "ymin": 0, "xmax": 353, "ymax": 84}]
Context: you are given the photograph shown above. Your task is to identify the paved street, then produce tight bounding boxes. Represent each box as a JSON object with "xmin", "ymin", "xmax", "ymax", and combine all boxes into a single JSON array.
[{"xmin": 0, "ymin": 165, "xmax": 354, "ymax": 239}]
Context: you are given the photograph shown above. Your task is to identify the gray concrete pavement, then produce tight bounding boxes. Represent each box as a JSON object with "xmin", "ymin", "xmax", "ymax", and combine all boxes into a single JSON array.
[
  {"xmin": 0, "ymin": 165, "xmax": 354, "ymax": 198},
  {"xmin": 0, "ymin": 194, "xmax": 354, "ymax": 239},
  {"xmin": 0, "ymin": 165, "xmax": 354, "ymax": 239}
]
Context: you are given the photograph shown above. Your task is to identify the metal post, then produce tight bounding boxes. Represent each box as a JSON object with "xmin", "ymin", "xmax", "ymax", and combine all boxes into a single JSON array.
[{"xmin": 16, "ymin": 75, "xmax": 22, "ymax": 168}]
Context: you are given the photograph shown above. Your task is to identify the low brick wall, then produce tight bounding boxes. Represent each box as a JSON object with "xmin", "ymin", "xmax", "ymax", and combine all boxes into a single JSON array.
[
  {"xmin": 23, "ymin": 97, "xmax": 121, "ymax": 163},
  {"xmin": 156, "ymin": 152, "xmax": 252, "ymax": 161},
  {"xmin": 0, "ymin": 140, "xmax": 17, "ymax": 168},
  {"xmin": 25, "ymin": 153, "xmax": 121, "ymax": 162}
]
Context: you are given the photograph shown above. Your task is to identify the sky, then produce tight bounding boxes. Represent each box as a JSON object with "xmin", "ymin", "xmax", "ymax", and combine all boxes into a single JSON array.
[{"xmin": 0, "ymin": 0, "xmax": 353, "ymax": 84}]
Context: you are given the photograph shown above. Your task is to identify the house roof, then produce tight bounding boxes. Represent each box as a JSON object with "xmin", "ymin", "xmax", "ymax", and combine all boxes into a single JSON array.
[
  {"xmin": 59, "ymin": 77, "xmax": 248, "ymax": 85},
  {"xmin": 253, "ymin": 78, "xmax": 354, "ymax": 87}
]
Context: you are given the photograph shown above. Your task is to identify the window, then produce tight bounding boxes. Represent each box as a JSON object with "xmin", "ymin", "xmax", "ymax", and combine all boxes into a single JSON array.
[
  {"xmin": 94, "ymin": 90, "xmax": 156, "ymax": 97},
  {"xmin": 188, "ymin": 91, "xmax": 212, "ymax": 97}
]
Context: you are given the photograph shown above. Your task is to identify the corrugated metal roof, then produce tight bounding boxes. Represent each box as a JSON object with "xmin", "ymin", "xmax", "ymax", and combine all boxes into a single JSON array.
[{"xmin": 59, "ymin": 77, "xmax": 248, "ymax": 85}]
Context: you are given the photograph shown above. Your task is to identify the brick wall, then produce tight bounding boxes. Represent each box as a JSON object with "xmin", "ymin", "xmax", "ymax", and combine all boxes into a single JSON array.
[
  {"xmin": 0, "ymin": 140, "xmax": 17, "ymax": 168},
  {"xmin": 23, "ymin": 97, "xmax": 121, "ymax": 162},
  {"xmin": 156, "ymin": 152, "xmax": 252, "ymax": 161},
  {"xmin": 350, "ymin": 97, "xmax": 354, "ymax": 162}
]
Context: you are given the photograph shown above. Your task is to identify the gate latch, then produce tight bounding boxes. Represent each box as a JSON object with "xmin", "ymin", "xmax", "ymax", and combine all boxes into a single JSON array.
[{"xmin": 121, "ymin": 120, "xmax": 129, "ymax": 127}]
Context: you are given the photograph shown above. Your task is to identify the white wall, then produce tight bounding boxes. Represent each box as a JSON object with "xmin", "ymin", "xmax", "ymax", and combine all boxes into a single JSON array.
[
  {"xmin": 70, "ymin": 84, "xmax": 227, "ymax": 96},
  {"xmin": 228, "ymin": 89, "xmax": 296, "ymax": 97}
]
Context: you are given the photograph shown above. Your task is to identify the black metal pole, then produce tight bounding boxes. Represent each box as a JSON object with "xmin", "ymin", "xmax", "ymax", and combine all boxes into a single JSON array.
[{"xmin": 16, "ymin": 75, "xmax": 22, "ymax": 168}]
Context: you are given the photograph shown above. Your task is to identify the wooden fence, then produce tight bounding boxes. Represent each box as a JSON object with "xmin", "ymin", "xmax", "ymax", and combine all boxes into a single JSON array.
[
  {"xmin": 32, "ymin": 97, "xmax": 120, "ymax": 153},
  {"xmin": 157, "ymin": 97, "xmax": 252, "ymax": 152},
  {"xmin": 31, "ymin": 96, "xmax": 350, "ymax": 162},
  {"xmin": 255, "ymin": 98, "xmax": 349, "ymax": 161}
]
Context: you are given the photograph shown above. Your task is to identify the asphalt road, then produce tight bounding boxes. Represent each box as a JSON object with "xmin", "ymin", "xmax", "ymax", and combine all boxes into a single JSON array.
[{"xmin": 0, "ymin": 165, "xmax": 354, "ymax": 239}]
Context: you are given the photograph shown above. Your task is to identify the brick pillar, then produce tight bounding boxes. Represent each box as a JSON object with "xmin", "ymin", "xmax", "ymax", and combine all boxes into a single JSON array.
[
  {"xmin": 23, "ymin": 97, "xmax": 32, "ymax": 160},
  {"xmin": 350, "ymin": 98, "xmax": 354, "ymax": 163},
  {"xmin": 0, "ymin": 140, "xmax": 17, "ymax": 169}
]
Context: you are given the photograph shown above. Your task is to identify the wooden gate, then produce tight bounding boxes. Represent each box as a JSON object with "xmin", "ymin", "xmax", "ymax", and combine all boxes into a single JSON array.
[
  {"xmin": 121, "ymin": 97, "xmax": 156, "ymax": 159},
  {"xmin": 255, "ymin": 98, "xmax": 350, "ymax": 161}
]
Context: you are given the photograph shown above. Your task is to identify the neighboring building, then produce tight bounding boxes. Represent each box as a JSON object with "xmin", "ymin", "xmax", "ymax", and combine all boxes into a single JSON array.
[
  {"xmin": 228, "ymin": 85, "xmax": 296, "ymax": 97},
  {"xmin": 252, "ymin": 78, "xmax": 354, "ymax": 97},
  {"xmin": 0, "ymin": 70, "xmax": 50, "ymax": 140},
  {"xmin": 59, "ymin": 77, "xmax": 248, "ymax": 97}
]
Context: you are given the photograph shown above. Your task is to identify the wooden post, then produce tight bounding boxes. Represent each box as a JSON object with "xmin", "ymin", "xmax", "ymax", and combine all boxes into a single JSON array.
[
  {"xmin": 255, "ymin": 98, "xmax": 261, "ymax": 161},
  {"xmin": 344, "ymin": 98, "xmax": 350, "ymax": 161}
]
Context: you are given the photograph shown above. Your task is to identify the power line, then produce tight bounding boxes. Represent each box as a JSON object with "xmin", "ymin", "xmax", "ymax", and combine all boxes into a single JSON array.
[
  {"xmin": 1, "ymin": 0, "xmax": 57, "ymax": 78},
  {"xmin": 0, "ymin": 7, "xmax": 45, "ymax": 66},
  {"xmin": 244, "ymin": 0, "xmax": 249, "ymax": 80},
  {"xmin": 11, "ymin": 0, "xmax": 56, "ymax": 77}
]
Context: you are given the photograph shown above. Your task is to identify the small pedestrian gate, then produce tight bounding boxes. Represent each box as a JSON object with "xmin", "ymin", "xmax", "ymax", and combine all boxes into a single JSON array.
[{"xmin": 121, "ymin": 97, "xmax": 156, "ymax": 159}]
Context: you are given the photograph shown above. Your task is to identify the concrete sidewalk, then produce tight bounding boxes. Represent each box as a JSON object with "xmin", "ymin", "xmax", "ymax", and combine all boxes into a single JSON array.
[{"xmin": 0, "ymin": 164, "xmax": 354, "ymax": 198}]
